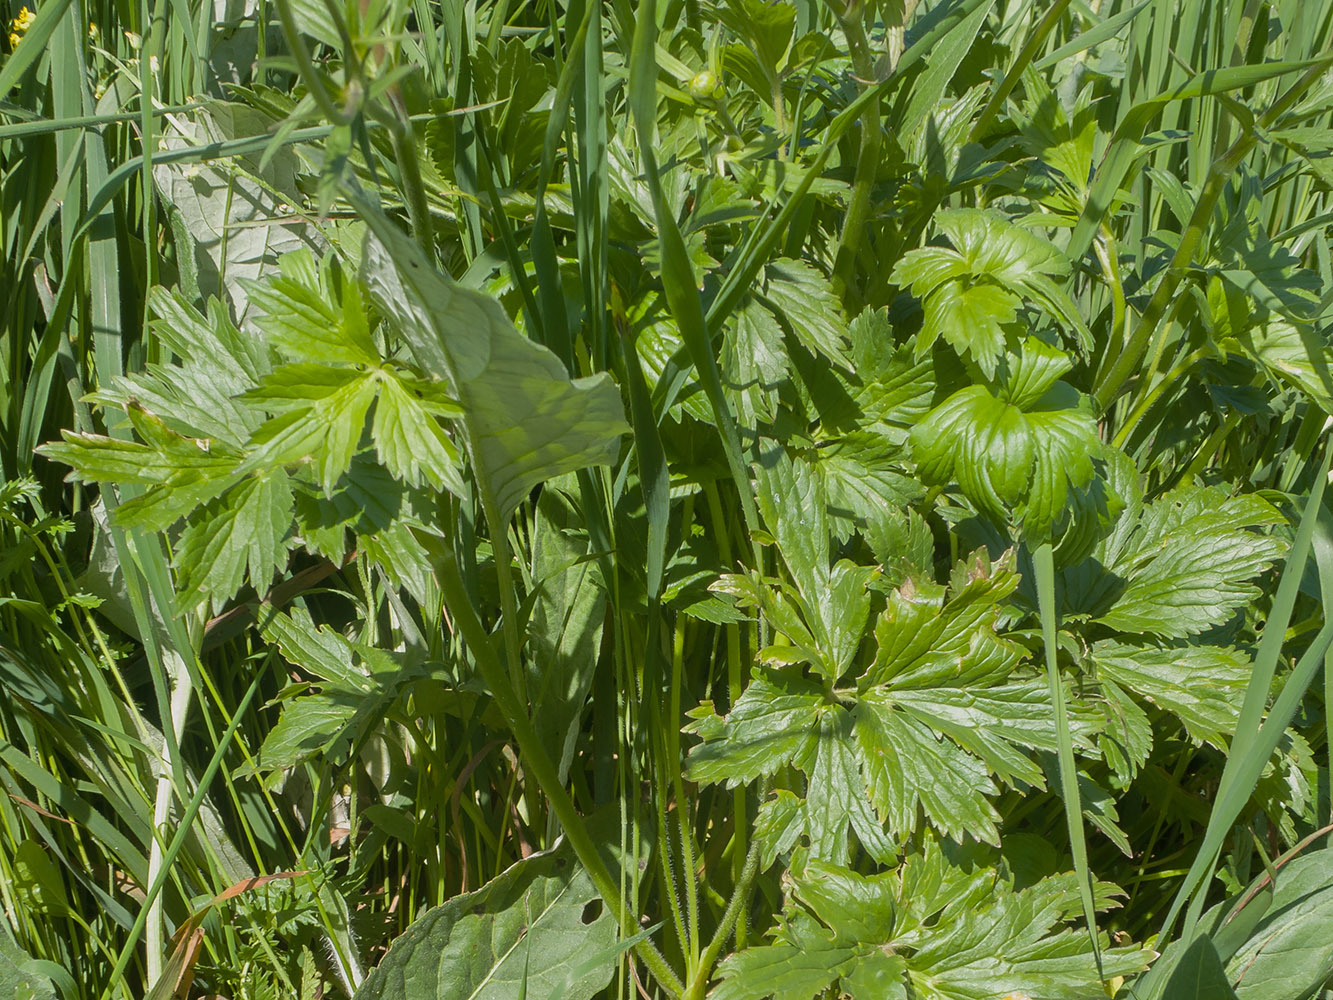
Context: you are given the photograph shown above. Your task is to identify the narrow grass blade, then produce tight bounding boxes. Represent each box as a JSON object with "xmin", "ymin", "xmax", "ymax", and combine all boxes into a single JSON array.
[{"xmin": 1033, "ymin": 541, "xmax": 1103, "ymax": 975}]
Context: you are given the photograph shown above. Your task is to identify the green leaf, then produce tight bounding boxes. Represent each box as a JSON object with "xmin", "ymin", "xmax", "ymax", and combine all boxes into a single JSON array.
[
  {"xmin": 1092, "ymin": 641, "xmax": 1249, "ymax": 749},
  {"xmin": 910, "ymin": 342, "xmax": 1101, "ymax": 540},
  {"xmin": 814, "ymin": 434, "xmax": 923, "ymax": 542},
  {"xmin": 369, "ymin": 370, "xmax": 465, "ymax": 491},
  {"xmin": 1235, "ymin": 315, "xmax": 1333, "ymax": 413},
  {"xmin": 261, "ymin": 608, "xmax": 381, "ymax": 691},
  {"xmin": 717, "ymin": 0, "xmax": 796, "ymax": 81},
  {"xmin": 174, "ymin": 471, "xmax": 293, "ymax": 613},
  {"xmin": 712, "ymin": 842, "xmax": 1150, "ymax": 1000},
  {"xmin": 1158, "ymin": 936, "xmax": 1241, "ymax": 1000},
  {"xmin": 853, "ymin": 693, "xmax": 1000, "ymax": 845},
  {"xmin": 252, "ymin": 692, "xmax": 361, "ymax": 777},
  {"xmin": 244, "ymin": 250, "xmax": 379, "ymax": 366},
  {"xmin": 865, "ymin": 550, "xmax": 1022, "ymax": 690},
  {"xmin": 0, "ymin": 934, "xmax": 58, "ymax": 1000},
  {"xmin": 39, "ymin": 409, "xmax": 242, "ymax": 533},
  {"xmin": 1221, "ymin": 845, "xmax": 1333, "ymax": 998},
  {"xmin": 243, "ymin": 366, "xmax": 379, "ymax": 494},
  {"xmin": 684, "ymin": 674, "xmax": 822, "ymax": 788},
  {"xmin": 917, "ymin": 281, "xmax": 1018, "ymax": 373},
  {"xmin": 845, "ymin": 309, "xmax": 937, "ymax": 437},
  {"xmin": 803, "ymin": 709, "xmax": 896, "ymax": 864},
  {"xmin": 892, "ymin": 210, "xmax": 1083, "ymax": 373},
  {"xmin": 356, "ymin": 210, "xmax": 629, "ymax": 521},
  {"xmin": 709, "ymin": 925, "xmax": 857, "ymax": 1000},
  {"xmin": 250, "ymin": 613, "xmax": 428, "ymax": 781},
  {"xmin": 892, "ymin": 680, "xmax": 1092, "ymax": 788},
  {"xmin": 754, "ymin": 445, "xmax": 829, "ymax": 604},
  {"xmin": 896, "ymin": 870, "xmax": 1148, "ymax": 999},
  {"xmin": 757, "ymin": 259, "xmax": 847, "ymax": 363},
  {"xmin": 351, "ymin": 847, "xmax": 617, "ymax": 1000},
  {"xmin": 1144, "ymin": 844, "xmax": 1333, "ymax": 1000},
  {"xmin": 1086, "ymin": 487, "xmax": 1286, "ymax": 638}
]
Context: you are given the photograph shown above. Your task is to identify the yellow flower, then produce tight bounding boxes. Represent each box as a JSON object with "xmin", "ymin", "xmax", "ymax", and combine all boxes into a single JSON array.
[
  {"xmin": 7, "ymin": 31, "xmax": 18, "ymax": 49},
  {"xmin": 88, "ymin": 21, "xmax": 98, "ymax": 41},
  {"xmin": 14, "ymin": 5, "xmax": 35, "ymax": 30}
]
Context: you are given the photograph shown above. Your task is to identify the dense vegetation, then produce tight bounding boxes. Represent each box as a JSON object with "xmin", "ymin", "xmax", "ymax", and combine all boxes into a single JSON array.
[{"xmin": 4, "ymin": 0, "xmax": 1333, "ymax": 997}]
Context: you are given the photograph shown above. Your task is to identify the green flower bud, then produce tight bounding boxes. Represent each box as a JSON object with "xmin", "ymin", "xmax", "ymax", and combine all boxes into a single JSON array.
[{"xmin": 688, "ymin": 69, "xmax": 722, "ymax": 100}]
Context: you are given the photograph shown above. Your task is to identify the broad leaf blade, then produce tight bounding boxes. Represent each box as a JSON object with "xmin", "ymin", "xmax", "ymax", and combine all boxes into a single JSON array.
[
  {"xmin": 352, "ymin": 847, "xmax": 617, "ymax": 1000},
  {"xmin": 354, "ymin": 207, "xmax": 628, "ymax": 521}
]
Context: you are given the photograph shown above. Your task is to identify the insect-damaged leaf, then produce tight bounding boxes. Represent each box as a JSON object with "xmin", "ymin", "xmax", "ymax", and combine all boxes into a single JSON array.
[{"xmin": 352, "ymin": 846, "xmax": 616, "ymax": 1000}]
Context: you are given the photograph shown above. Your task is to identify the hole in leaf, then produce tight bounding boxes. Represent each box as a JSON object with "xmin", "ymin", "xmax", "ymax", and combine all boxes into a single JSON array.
[{"xmin": 581, "ymin": 900, "xmax": 603, "ymax": 925}]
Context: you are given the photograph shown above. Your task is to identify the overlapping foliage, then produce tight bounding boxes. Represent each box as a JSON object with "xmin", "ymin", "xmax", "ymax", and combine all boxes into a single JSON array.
[{"xmin": 4, "ymin": 0, "xmax": 1333, "ymax": 999}]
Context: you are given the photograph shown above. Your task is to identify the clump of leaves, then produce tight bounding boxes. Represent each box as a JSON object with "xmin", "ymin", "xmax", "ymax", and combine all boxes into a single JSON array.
[{"xmin": 710, "ymin": 838, "xmax": 1150, "ymax": 1000}]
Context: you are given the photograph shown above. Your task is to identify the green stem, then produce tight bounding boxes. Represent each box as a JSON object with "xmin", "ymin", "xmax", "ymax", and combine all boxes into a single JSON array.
[
  {"xmin": 385, "ymin": 105, "xmax": 436, "ymax": 259},
  {"xmin": 1111, "ymin": 346, "xmax": 1209, "ymax": 449},
  {"xmin": 830, "ymin": 4, "xmax": 880, "ymax": 306},
  {"xmin": 1093, "ymin": 61, "xmax": 1331, "ymax": 410},
  {"xmin": 417, "ymin": 528, "xmax": 687, "ymax": 999},
  {"xmin": 671, "ymin": 616, "xmax": 700, "ymax": 975},
  {"xmin": 971, "ymin": 0, "xmax": 1074, "ymax": 142},
  {"xmin": 683, "ymin": 831, "xmax": 763, "ymax": 1000},
  {"xmin": 272, "ymin": 0, "xmax": 348, "ymax": 127},
  {"xmin": 704, "ymin": 481, "xmax": 748, "ymax": 945}
]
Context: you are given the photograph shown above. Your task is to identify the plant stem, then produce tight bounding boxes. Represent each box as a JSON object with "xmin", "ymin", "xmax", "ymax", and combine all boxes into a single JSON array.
[
  {"xmin": 98, "ymin": 669, "xmax": 265, "ymax": 1000},
  {"xmin": 830, "ymin": 2, "xmax": 881, "ymax": 306},
  {"xmin": 683, "ymin": 832, "xmax": 762, "ymax": 1000},
  {"xmin": 971, "ymin": 0, "xmax": 1074, "ymax": 142},
  {"xmin": 418, "ymin": 528, "xmax": 687, "ymax": 999},
  {"xmin": 1093, "ymin": 61, "xmax": 1332, "ymax": 411}
]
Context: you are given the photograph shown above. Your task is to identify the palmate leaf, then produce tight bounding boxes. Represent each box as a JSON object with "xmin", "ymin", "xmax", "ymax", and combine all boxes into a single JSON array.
[
  {"xmin": 1065, "ymin": 485, "xmax": 1286, "ymax": 638},
  {"xmin": 39, "ymin": 406, "xmax": 243, "ymax": 533},
  {"xmin": 352, "ymin": 846, "xmax": 616, "ymax": 1000},
  {"xmin": 853, "ymin": 694, "xmax": 1001, "ymax": 845},
  {"xmin": 685, "ymin": 673, "xmax": 822, "ymax": 788},
  {"xmin": 891, "ymin": 210, "xmax": 1085, "ymax": 373},
  {"xmin": 1090, "ymin": 641, "xmax": 1249, "ymax": 749},
  {"xmin": 175, "ymin": 470, "xmax": 294, "ymax": 614},
  {"xmin": 242, "ymin": 249, "xmax": 378, "ymax": 366},
  {"xmin": 910, "ymin": 340, "xmax": 1101, "ymax": 541},
  {"xmin": 711, "ymin": 843, "xmax": 1150, "ymax": 1000},
  {"xmin": 689, "ymin": 553, "xmax": 1077, "ymax": 850},
  {"xmin": 91, "ymin": 290, "xmax": 268, "ymax": 446},
  {"xmin": 241, "ymin": 363, "xmax": 464, "ymax": 494},
  {"xmin": 752, "ymin": 446, "xmax": 876, "ymax": 682},
  {"xmin": 355, "ymin": 206, "xmax": 629, "ymax": 522},
  {"xmin": 803, "ymin": 710, "xmax": 898, "ymax": 865},
  {"xmin": 864, "ymin": 549, "xmax": 1022, "ymax": 690}
]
